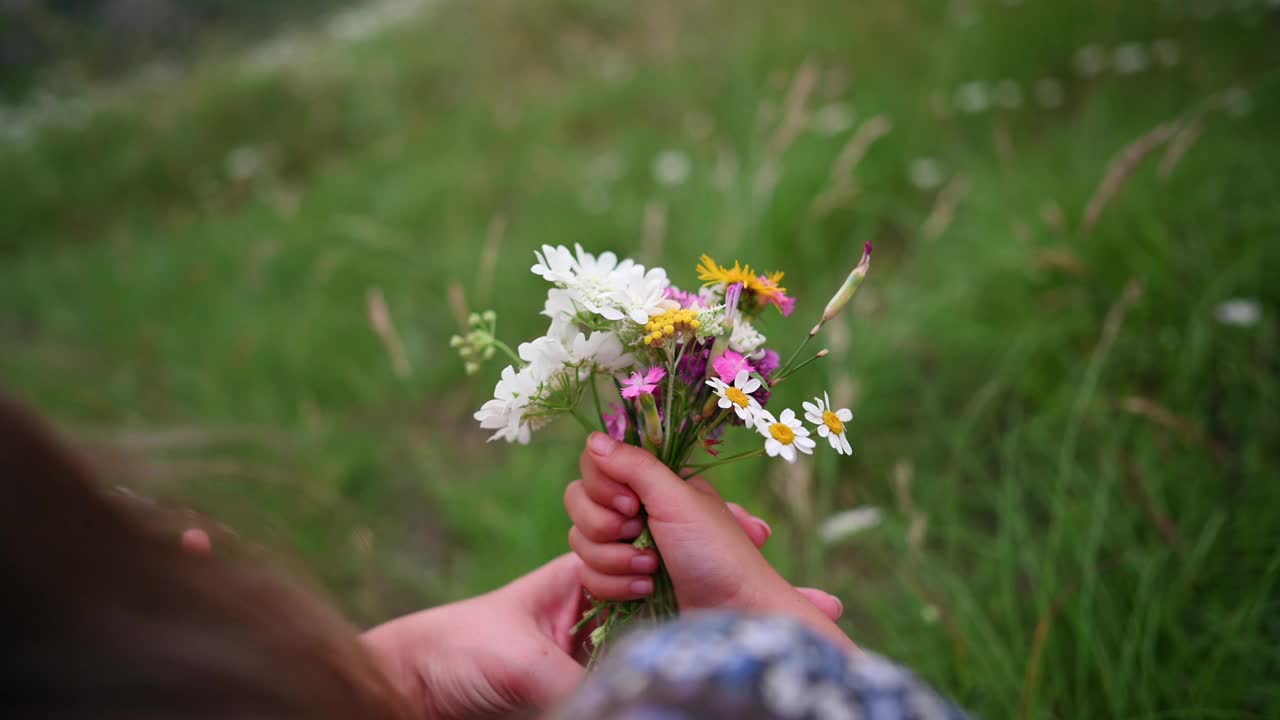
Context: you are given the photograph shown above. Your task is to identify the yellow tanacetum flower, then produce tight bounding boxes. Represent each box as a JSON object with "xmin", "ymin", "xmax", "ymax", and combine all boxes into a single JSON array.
[
  {"xmin": 642, "ymin": 308, "xmax": 702, "ymax": 346},
  {"xmin": 696, "ymin": 255, "xmax": 786, "ymax": 300}
]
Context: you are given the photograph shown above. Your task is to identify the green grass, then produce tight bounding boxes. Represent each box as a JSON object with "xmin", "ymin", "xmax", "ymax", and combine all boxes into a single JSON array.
[{"xmin": 3, "ymin": 0, "xmax": 1279, "ymax": 717}]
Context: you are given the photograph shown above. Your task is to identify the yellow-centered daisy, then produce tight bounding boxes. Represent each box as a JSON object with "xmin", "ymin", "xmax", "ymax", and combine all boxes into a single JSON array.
[
  {"xmin": 706, "ymin": 369, "xmax": 763, "ymax": 423},
  {"xmin": 803, "ymin": 392, "xmax": 853, "ymax": 456},
  {"xmin": 753, "ymin": 408, "xmax": 816, "ymax": 463}
]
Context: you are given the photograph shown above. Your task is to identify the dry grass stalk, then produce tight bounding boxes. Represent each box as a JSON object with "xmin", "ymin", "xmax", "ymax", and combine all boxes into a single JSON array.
[
  {"xmin": 1120, "ymin": 451, "xmax": 1185, "ymax": 551},
  {"xmin": 367, "ymin": 287, "xmax": 412, "ymax": 379},
  {"xmin": 809, "ymin": 114, "xmax": 893, "ymax": 218},
  {"xmin": 893, "ymin": 459, "xmax": 914, "ymax": 514},
  {"xmin": 1039, "ymin": 200, "xmax": 1067, "ymax": 236},
  {"xmin": 922, "ymin": 173, "xmax": 971, "ymax": 241},
  {"xmin": 476, "ymin": 214, "xmax": 505, "ymax": 302},
  {"xmin": 1081, "ymin": 123, "xmax": 1179, "ymax": 233},
  {"xmin": 1158, "ymin": 122, "xmax": 1204, "ymax": 178},
  {"xmin": 1118, "ymin": 395, "xmax": 1227, "ymax": 460},
  {"xmin": 447, "ymin": 281, "xmax": 470, "ymax": 333},
  {"xmin": 641, "ymin": 200, "xmax": 668, "ymax": 262},
  {"xmin": 753, "ymin": 60, "xmax": 819, "ymax": 201}
]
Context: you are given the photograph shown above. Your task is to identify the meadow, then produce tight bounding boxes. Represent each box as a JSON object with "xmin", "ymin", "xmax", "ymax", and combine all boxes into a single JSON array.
[{"xmin": 2, "ymin": 1, "xmax": 1278, "ymax": 717}]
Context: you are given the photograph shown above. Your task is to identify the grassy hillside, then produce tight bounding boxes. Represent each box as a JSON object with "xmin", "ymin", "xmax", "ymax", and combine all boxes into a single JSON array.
[{"xmin": 2, "ymin": 1, "xmax": 1278, "ymax": 716}]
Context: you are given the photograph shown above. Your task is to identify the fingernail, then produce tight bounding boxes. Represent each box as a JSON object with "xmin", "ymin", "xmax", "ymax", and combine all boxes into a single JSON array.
[
  {"xmin": 613, "ymin": 496, "xmax": 638, "ymax": 515},
  {"xmin": 630, "ymin": 555, "xmax": 658, "ymax": 573},
  {"xmin": 630, "ymin": 579, "xmax": 654, "ymax": 595},
  {"xmin": 831, "ymin": 594, "xmax": 845, "ymax": 618},
  {"xmin": 620, "ymin": 519, "xmax": 644, "ymax": 538},
  {"xmin": 588, "ymin": 432, "xmax": 617, "ymax": 456},
  {"xmin": 752, "ymin": 517, "xmax": 773, "ymax": 541}
]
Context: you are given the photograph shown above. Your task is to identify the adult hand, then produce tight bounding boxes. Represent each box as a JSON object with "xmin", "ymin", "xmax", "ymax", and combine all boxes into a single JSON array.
[
  {"xmin": 364, "ymin": 554, "xmax": 587, "ymax": 720},
  {"xmin": 565, "ymin": 432, "xmax": 854, "ymax": 650}
]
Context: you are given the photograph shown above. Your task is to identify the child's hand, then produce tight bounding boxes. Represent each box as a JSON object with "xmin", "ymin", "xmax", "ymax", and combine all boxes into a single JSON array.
[{"xmin": 564, "ymin": 432, "xmax": 854, "ymax": 649}]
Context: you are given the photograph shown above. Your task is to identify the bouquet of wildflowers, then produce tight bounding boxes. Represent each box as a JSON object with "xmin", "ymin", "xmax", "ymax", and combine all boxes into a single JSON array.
[{"xmin": 453, "ymin": 242, "xmax": 871, "ymax": 659}]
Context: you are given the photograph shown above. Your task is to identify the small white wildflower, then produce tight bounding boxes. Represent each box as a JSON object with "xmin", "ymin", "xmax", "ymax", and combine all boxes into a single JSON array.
[
  {"xmin": 1113, "ymin": 43, "xmax": 1150, "ymax": 75},
  {"xmin": 1215, "ymin": 298, "xmax": 1260, "ymax": 327},
  {"xmin": 652, "ymin": 149, "xmax": 692, "ymax": 186},
  {"xmin": 754, "ymin": 409, "xmax": 816, "ymax": 464},
  {"xmin": 803, "ymin": 392, "xmax": 854, "ymax": 455},
  {"xmin": 706, "ymin": 370, "xmax": 763, "ymax": 423},
  {"xmin": 908, "ymin": 157, "xmax": 946, "ymax": 190},
  {"xmin": 1073, "ymin": 45, "xmax": 1107, "ymax": 77},
  {"xmin": 954, "ymin": 81, "xmax": 990, "ymax": 114},
  {"xmin": 819, "ymin": 507, "xmax": 883, "ymax": 543},
  {"xmin": 474, "ymin": 365, "xmax": 540, "ymax": 444},
  {"xmin": 1035, "ymin": 78, "xmax": 1066, "ymax": 109},
  {"xmin": 729, "ymin": 320, "xmax": 767, "ymax": 356},
  {"xmin": 1223, "ymin": 87, "xmax": 1252, "ymax": 117},
  {"xmin": 811, "ymin": 103, "xmax": 856, "ymax": 136}
]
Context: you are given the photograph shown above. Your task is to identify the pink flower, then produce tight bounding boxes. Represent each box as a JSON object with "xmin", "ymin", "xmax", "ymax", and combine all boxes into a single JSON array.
[
  {"xmin": 712, "ymin": 350, "xmax": 755, "ymax": 383},
  {"xmin": 757, "ymin": 275, "xmax": 796, "ymax": 317},
  {"xmin": 602, "ymin": 402, "xmax": 628, "ymax": 441},
  {"xmin": 621, "ymin": 366, "xmax": 667, "ymax": 398}
]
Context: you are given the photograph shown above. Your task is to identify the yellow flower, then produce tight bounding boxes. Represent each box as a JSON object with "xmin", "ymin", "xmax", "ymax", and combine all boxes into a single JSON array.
[
  {"xmin": 642, "ymin": 307, "xmax": 702, "ymax": 346},
  {"xmin": 696, "ymin": 255, "xmax": 786, "ymax": 300}
]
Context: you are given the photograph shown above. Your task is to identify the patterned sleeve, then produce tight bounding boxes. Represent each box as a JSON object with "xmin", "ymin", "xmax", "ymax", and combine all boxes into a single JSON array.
[{"xmin": 558, "ymin": 612, "xmax": 970, "ymax": 720}]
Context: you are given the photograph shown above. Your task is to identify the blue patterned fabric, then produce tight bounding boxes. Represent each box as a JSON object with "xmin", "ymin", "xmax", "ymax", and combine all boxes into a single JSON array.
[{"xmin": 560, "ymin": 613, "xmax": 969, "ymax": 720}]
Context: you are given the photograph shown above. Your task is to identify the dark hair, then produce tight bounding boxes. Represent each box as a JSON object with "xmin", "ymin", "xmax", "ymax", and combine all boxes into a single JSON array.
[{"xmin": 0, "ymin": 392, "xmax": 412, "ymax": 720}]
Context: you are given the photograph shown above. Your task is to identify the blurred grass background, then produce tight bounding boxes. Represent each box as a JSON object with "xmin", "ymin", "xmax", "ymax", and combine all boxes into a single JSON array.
[{"xmin": 2, "ymin": 0, "xmax": 1279, "ymax": 717}]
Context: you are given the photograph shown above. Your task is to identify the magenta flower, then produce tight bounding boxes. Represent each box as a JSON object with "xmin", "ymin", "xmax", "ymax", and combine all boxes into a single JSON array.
[
  {"xmin": 664, "ymin": 286, "xmax": 705, "ymax": 309},
  {"xmin": 756, "ymin": 348, "xmax": 781, "ymax": 378},
  {"xmin": 602, "ymin": 402, "xmax": 628, "ymax": 441},
  {"xmin": 712, "ymin": 350, "xmax": 755, "ymax": 383},
  {"xmin": 621, "ymin": 366, "xmax": 667, "ymax": 398}
]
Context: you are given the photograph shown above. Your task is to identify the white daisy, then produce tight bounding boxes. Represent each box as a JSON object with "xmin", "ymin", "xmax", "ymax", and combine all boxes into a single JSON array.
[
  {"xmin": 706, "ymin": 369, "xmax": 764, "ymax": 423},
  {"xmin": 803, "ymin": 392, "xmax": 853, "ymax": 455},
  {"xmin": 474, "ymin": 365, "xmax": 540, "ymax": 444},
  {"xmin": 754, "ymin": 408, "xmax": 816, "ymax": 463}
]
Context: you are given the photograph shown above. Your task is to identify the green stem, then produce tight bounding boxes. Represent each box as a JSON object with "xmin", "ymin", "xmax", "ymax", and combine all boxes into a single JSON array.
[
  {"xmin": 775, "ymin": 351, "xmax": 827, "ymax": 383},
  {"xmin": 589, "ymin": 377, "xmax": 608, "ymax": 434},
  {"xmin": 569, "ymin": 409, "xmax": 593, "ymax": 432},
  {"xmin": 775, "ymin": 332, "xmax": 814, "ymax": 379},
  {"xmin": 681, "ymin": 448, "xmax": 764, "ymax": 478},
  {"xmin": 490, "ymin": 338, "xmax": 522, "ymax": 366}
]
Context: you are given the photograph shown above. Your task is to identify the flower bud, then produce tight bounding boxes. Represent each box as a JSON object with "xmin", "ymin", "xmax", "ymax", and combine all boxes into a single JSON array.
[
  {"xmin": 639, "ymin": 393, "xmax": 664, "ymax": 449},
  {"xmin": 815, "ymin": 242, "xmax": 872, "ymax": 334}
]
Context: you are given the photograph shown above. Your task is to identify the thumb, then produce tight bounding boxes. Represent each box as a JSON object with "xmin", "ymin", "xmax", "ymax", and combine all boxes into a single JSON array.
[
  {"xmin": 520, "ymin": 642, "xmax": 585, "ymax": 708},
  {"xmin": 584, "ymin": 433, "xmax": 692, "ymax": 520}
]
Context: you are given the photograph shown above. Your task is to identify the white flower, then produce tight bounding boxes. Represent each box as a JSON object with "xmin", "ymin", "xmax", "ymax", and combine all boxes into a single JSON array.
[
  {"xmin": 728, "ymin": 320, "xmax": 766, "ymax": 356},
  {"xmin": 531, "ymin": 244, "xmax": 669, "ymax": 324},
  {"xmin": 474, "ymin": 365, "xmax": 540, "ymax": 444},
  {"xmin": 706, "ymin": 369, "xmax": 763, "ymax": 423},
  {"xmin": 818, "ymin": 507, "xmax": 882, "ymax": 543},
  {"xmin": 803, "ymin": 392, "xmax": 853, "ymax": 455},
  {"xmin": 754, "ymin": 409, "xmax": 815, "ymax": 463},
  {"xmin": 610, "ymin": 266, "xmax": 671, "ymax": 323},
  {"xmin": 568, "ymin": 331, "xmax": 634, "ymax": 373},
  {"xmin": 518, "ymin": 336, "xmax": 571, "ymax": 384}
]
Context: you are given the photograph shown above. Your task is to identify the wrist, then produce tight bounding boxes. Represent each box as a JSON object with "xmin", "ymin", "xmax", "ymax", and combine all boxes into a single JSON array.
[{"xmin": 362, "ymin": 613, "xmax": 435, "ymax": 719}]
